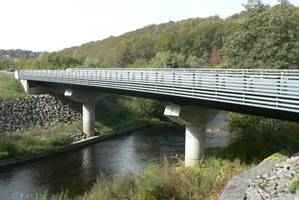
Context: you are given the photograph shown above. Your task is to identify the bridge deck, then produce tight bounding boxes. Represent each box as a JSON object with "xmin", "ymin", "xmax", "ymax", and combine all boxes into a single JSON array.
[{"xmin": 16, "ymin": 68, "xmax": 299, "ymax": 118}]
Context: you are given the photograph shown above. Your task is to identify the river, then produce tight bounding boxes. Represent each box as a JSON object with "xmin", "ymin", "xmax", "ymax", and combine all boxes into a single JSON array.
[{"xmin": 0, "ymin": 112, "xmax": 231, "ymax": 200}]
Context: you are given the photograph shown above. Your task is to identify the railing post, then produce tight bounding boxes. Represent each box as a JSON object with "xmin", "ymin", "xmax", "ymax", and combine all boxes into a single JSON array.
[
  {"xmin": 277, "ymin": 72, "xmax": 284, "ymax": 108},
  {"xmin": 192, "ymin": 71, "xmax": 196, "ymax": 96},
  {"xmin": 215, "ymin": 70, "xmax": 218, "ymax": 98},
  {"xmin": 242, "ymin": 70, "xmax": 246, "ymax": 104},
  {"xmin": 172, "ymin": 70, "xmax": 175, "ymax": 95},
  {"xmin": 156, "ymin": 71, "xmax": 158, "ymax": 92}
]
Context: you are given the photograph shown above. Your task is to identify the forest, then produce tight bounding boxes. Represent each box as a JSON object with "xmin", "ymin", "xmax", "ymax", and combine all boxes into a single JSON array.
[{"xmin": 0, "ymin": 0, "xmax": 298, "ymax": 70}]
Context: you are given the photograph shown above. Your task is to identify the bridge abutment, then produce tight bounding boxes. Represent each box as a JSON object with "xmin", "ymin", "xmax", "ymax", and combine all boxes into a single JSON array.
[{"xmin": 164, "ymin": 104, "xmax": 216, "ymax": 167}]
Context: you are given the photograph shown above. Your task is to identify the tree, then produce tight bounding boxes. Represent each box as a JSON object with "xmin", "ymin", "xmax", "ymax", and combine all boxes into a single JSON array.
[
  {"xmin": 0, "ymin": 59, "xmax": 14, "ymax": 70},
  {"xmin": 149, "ymin": 51, "xmax": 187, "ymax": 68},
  {"xmin": 278, "ymin": 0, "xmax": 291, "ymax": 6},
  {"xmin": 222, "ymin": 5, "xmax": 299, "ymax": 68},
  {"xmin": 244, "ymin": 0, "xmax": 264, "ymax": 10}
]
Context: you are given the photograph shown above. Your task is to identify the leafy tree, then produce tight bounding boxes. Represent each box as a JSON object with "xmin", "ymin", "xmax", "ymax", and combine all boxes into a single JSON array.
[
  {"xmin": 244, "ymin": 0, "xmax": 265, "ymax": 10},
  {"xmin": 149, "ymin": 51, "xmax": 187, "ymax": 68},
  {"xmin": 186, "ymin": 55, "xmax": 205, "ymax": 67},
  {"xmin": 0, "ymin": 59, "xmax": 15, "ymax": 70},
  {"xmin": 278, "ymin": 0, "xmax": 291, "ymax": 6},
  {"xmin": 222, "ymin": 4, "xmax": 299, "ymax": 68},
  {"xmin": 2, "ymin": 3, "xmax": 299, "ymax": 70}
]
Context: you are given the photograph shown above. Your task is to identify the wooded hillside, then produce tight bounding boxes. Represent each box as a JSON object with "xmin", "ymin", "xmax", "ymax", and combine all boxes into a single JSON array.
[{"xmin": 1, "ymin": 1, "xmax": 298, "ymax": 69}]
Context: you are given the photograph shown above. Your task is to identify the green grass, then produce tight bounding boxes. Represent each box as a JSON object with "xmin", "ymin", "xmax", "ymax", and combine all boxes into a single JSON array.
[
  {"xmin": 289, "ymin": 174, "xmax": 299, "ymax": 193},
  {"xmin": 31, "ymin": 157, "xmax": 247, "ymax": 200},
  {"xmin": 0, "ymin": 73, "xmax": 25, "ymax": 99},
  {"xmin": 0, "ymin": 122, "xmax": 81, "ymax": 160}
]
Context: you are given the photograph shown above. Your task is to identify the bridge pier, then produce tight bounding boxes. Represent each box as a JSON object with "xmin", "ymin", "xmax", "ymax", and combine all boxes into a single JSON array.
[
  {"xmin": 64, "ymin": 89, "xmax": 97, "ymax": 137},
  {"xmin": 164, "ymin": 104, "xmax": 216, "ymax": 167},
  {"xmin": 83, "ymin": 102, "xmax": 96, "ymax": 137},
  {"xmin": 185, "ymin": 125, "xmax": 206, "ymax": 166},
  {"xmin": 20, "ymin": 80, "xmax": 30, "ymax": 94}
]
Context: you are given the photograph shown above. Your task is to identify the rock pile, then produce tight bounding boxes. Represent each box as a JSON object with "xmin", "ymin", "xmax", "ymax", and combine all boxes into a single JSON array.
[
  {"xmin": 220, "ymin": 154, "xmax": 299, "ymax": 200},
  {"xmin": 246, "ymin": 156, "xmax": 299, "ymax": 200},
  {"xmin": 0, "ymin": 95, "xmax": 81, "ymax": 133}
]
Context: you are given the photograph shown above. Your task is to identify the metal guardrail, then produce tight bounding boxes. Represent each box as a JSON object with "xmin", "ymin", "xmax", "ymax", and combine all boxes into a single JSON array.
[{"xmin": 16, "ymin": 68, "xmax": 299, "ymax": 114}]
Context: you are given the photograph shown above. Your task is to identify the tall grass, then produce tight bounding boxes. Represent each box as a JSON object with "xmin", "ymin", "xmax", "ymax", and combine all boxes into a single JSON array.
[
  {"xmin": 0, "ymin": 73, "xmax": 25, "ymax": 99},
  {"xmin": 31, "ymin": 157, "xmax": 247, "ymax": 200},
  {"xmin": 0, "ymin": 122, "xmax": 81, "ymax": 160}
]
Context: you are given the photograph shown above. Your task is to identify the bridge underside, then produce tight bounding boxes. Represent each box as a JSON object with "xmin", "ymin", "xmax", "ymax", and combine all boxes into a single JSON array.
[{"xmin": 30, "ymin": 80, "xmax": 299, "ymax": 122}]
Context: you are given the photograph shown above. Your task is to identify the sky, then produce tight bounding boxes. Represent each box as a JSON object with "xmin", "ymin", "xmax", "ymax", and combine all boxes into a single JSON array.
[{"xmin": 0, "ymin": 0, "xmax": 298, "ymax": 52}]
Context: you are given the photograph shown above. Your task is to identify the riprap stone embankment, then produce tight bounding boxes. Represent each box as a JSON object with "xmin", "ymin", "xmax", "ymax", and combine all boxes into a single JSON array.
[{"xmin": 0, "ymin": 95, "xmax": 81, "ymax": 134}]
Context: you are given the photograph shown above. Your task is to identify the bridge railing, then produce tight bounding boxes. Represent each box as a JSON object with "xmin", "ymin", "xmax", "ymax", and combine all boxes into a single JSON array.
[{"xmin": 16, "ymin": 68, "xmax": 299, "ymax": 113}]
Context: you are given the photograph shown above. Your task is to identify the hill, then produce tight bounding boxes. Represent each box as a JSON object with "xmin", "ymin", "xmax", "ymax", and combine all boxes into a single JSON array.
[
  {"xmin": 2, "ymin": 2, "xmax": 299, "ymax": 69},
  {"xmin": 0, "ymin": 49, "xmax": 41, "ymax": 70},
  {"xmin": 0, "ymin": 49, "xmax": 40, "ymax": 60}
]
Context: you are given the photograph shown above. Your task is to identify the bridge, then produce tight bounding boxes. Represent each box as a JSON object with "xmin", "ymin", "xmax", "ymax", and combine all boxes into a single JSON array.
[{"xmin": 14, "ymin": 68, "xmax": 299, "ymax": 166}]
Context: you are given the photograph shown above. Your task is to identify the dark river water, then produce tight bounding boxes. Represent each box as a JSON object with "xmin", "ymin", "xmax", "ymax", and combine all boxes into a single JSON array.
[{"xmin": 0, "ymin": 125, "xmax": 185, "ymax": 200}]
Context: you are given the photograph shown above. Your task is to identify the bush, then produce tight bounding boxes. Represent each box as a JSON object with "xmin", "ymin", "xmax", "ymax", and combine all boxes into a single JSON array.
[
  {"xmin": 0, "ymin": 123, "xmax": 80, "ymax": 160},
  {"xmin": 224, "ymin": 114, "xmax": 299, "ymax": 163},
  {"xmin": 32, "ymin": 158, "xmax": 247, "ymax": 200},
  {"xmin": 289, "ymin": 175, "xmax": 299, "ymax": 193}
]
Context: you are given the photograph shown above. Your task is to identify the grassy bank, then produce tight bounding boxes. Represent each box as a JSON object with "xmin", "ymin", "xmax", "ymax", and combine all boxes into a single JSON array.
[
  {"xmin": 0, "ymin": 73, "xmax": 25, "ymax": 99},
  {"xmin": 0, "ymin": 122, "xmax": 81, "ymax": 160},
  {"xmin": 0, "ymin": 73, "xmax": 81, "ymax": 160},
  {"xmin": 0, "ymin": 73, "xmax": 159, "ymax": 161},
  {"xmin": 32, "ymin": 156, "xmax": 247, "ymax": 200},
  {"xmin": 29, "ymin": 113, "xmax": 299, "ymax": 200}
]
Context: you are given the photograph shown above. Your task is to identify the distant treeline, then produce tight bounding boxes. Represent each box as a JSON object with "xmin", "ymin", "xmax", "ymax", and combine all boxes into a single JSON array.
[{"xmin": 1, "ymin": 0, "xmax": 298, "ymax": 70}]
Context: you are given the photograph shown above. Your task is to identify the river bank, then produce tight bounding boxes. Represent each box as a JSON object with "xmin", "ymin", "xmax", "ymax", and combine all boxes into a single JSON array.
[
  {"xmin": 1, "ymin": 72, "xmax": 299, "ymax": 200},
  {"xmin": 0, "ymin": 124, "xmax": 246, "ymax": 200},
  {"xmin": 0, "ymin": 121, "xmax": 150, "ymax": 169},
  {"xmin": 30, "ymin": 151, "xmax": 248, "ymax": 200},
  {"xmin": 0, "ymin": 73, "xmax": 162, "ymax": 168}
]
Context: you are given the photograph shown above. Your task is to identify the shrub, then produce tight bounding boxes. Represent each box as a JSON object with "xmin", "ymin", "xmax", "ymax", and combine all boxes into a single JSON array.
[
  {"xmin": 32, "ymin": 158, "xmax": 247, "ymax": 200},
  {"xmin": 224, "ymin": 114, "xmax": 299, "ymax": 163},
  {"xmin": 289, "ymin": 175, "xmax": 299, "ymax": 193}
]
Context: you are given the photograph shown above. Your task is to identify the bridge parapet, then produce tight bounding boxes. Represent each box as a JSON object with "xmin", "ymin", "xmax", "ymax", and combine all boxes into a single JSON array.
[{"xmin": 15, "ymin": 68, "xmax": 299, "ymax": 115}]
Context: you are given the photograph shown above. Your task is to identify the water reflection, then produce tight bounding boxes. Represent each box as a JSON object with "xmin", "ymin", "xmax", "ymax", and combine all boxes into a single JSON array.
[{"xmin": 0, "ymin": 126, "xmax": 184, "ymax": 200}]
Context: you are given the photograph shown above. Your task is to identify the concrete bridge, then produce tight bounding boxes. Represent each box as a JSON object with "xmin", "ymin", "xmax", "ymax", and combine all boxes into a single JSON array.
[{"xmin": 15, "ymin": 68, "xmax": 299, "ymax": 166}]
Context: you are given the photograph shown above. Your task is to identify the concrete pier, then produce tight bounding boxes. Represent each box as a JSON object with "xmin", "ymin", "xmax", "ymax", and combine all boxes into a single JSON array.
[
  {"xmin": 185, "ymin": 125, "xmax": 206, "ymax": 166},
  {"xmin": 63, "ymin": 89, "xmax": 97, "ymax": 137},
  {"xmin": 82, "ymin": 102, "xmax": 96, "ymax": 137},
  {"xmin": 20, "ymin": 80, "xmax": 30, "ymax": 94},
  {"xmin": 164, "ymin": 104, "xmax": 216, "ymax": 166}
]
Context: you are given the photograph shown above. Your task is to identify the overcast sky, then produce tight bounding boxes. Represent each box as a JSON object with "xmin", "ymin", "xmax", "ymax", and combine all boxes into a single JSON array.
[{"xmin": 0, "ymin": 0, "xmax": 298, "ymax": 52}]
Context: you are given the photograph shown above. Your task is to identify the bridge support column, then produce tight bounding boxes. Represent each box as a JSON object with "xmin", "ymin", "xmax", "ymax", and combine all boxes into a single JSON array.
[
  {"xmin": 64, "ymin": 89, "xmax": 97, "ymax": 137},
  {"xmin": 164, "ymin": 104, "xmax": 216, "ymax": 167},
  {"xmin": 20, "ymin": 80, "xmax": 30, "ymax": 94},
  {"xmin": 83, "ymin": 102, "xmax": 96, "ymax": 137},
  {"xmin": 185, "ymin": 125, "xmax": 206, "ymax": 166}
]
